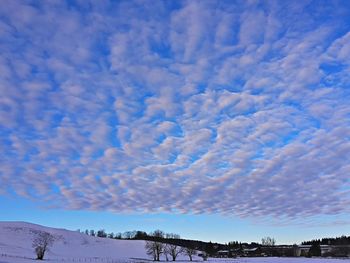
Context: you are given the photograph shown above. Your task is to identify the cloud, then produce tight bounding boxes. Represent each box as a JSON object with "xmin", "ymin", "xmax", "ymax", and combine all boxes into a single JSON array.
[{"xmin": 0, "ymin": 0, "xmax": 350, "ymax": 224}]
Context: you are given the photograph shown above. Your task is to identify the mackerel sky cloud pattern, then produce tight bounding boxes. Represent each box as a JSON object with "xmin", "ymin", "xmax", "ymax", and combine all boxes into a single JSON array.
[{"xmin": 0, "ymin": 0, "xmax": 350, "ymax": 221}]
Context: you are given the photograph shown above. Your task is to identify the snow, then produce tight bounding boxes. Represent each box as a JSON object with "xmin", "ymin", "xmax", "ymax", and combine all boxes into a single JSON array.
[
  {"xmin": 0, "ymin": 221, "xmax": 196, "ymax": 262},
  {"xmin": 0, "ymin": 221, "xmax": 148, "ymax": 262},
  {"xmin": 0, "ymin": 222, "xmax": 349, "ymax": 263},
  {"xmin": 205, "ymin": 258, "xmax": 350, "ymax": 262}
]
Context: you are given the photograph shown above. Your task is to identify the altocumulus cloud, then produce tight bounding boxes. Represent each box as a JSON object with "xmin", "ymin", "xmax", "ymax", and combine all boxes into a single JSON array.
[{"xmin": 0, "ymin": 0, "xmax": 350, "ymax": 221}]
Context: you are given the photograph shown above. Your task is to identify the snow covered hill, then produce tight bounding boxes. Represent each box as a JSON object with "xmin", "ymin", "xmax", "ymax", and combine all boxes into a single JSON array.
[{"xmin": 0, "ymin": 221, "xmax": 151, "ymax": 262}]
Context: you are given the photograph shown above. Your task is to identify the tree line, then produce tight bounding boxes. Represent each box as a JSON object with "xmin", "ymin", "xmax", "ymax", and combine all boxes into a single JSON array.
[
  {"xmin": 77, "ymin": 228, "xmax": 350, "ymax": 259},
  {"xmin": 78, "ymin": 228, "xmax": 224, "ymax": 256},
  {"xmin": 301, "ymin": 235, "xmax": 350, "ymax": 246},
  {"xmin": 145, "ymin": 230, "xmax": 197, "ymax": 261},
  {"xmin": 78, "ymin": 229, "xmax": 149, "ymax": 239}
]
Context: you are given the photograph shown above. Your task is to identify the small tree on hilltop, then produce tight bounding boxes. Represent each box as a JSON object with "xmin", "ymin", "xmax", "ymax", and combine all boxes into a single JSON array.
[
  {"xmin": 97, "ymin": 229, "xmax": 107, "ymax": 238},
  {"xmin": 153, "ymin": 229, "xmax": 164, "ymax": 239},
  {"xmin": 261, "ymin": 237, "xmax": 276, "ymax": 246},
  {"xmin": 32, "ymin": 231, "xmax": 54, "ymax": 260}
]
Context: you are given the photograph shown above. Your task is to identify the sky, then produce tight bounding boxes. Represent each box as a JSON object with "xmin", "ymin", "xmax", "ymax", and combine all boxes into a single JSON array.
[{"xmin": 0, "ymin": 0, "xmax": 350, "ymax": 245}]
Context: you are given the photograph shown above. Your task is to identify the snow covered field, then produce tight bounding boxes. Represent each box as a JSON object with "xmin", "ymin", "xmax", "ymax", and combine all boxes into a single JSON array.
[
  {"xmin": 205, "ymin": 258, "xmax": 350, "ymax": 263},
  {"xmin": 0, "ymin": 222, "xmax": 349, "ymax": 263}
]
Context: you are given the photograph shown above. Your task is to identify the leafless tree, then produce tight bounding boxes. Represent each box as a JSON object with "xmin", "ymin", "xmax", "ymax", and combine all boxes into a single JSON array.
[
  {"xmin": 261, "ymin": 237, "xmax": 276, "ymax": 246},
  {"xmin": 152, "ymin": 229, "xmax": 164, "ymax": 238},
  {"xmin": 145, "ymin": 240, "xmax": 157, "ymax": 261},
  {"xmin": 164, "ymin": 244, "xmax": 170, "ymax": 261},
  {"xmin": 184, "ymin": 247, "xmax": 196, "ymax": 261},
  {"xmin": 145, "ymin": 240, "xmax": 164, "ymax": 261},
  {"xmin": 164, "ymin": 243, "xmax": 184, "ymax": 261},
  {"xmin": 154, "ymin": 241, "xmax": 164, "ymax": 261},
  {"xmin": 32, "ymin": 231, "xmax": 54, "ymax": 260}
]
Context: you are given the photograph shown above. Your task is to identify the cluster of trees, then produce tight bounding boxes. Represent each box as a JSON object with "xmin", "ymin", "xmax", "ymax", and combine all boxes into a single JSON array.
[
  {"xmin": 145, "ymin": 230, "xmax": 197, "ymax": 261},
  {"xmin": 299, "ymin": 243, "xmax": 349, "ymax": 258},
  {"xmin": 78, "ymin": 228, "xmax": 224, "ymax": 257},
  {"xmin": 301, "ymin": 236, "xmax": 350, "ymax": 258},
  {"xmin": 143, "ymin": 233, "xmax": 278, "ymax": 260},
  {"xmin": 261, "ymin": 237, "xmax": 276, "ymax": 246},
  {"xmin": 302, "ymin": 235, "xmax": 350, "ymax": 246},
  {"xmin": 78, "ymin": 229, "xmax": 148, "ymax": 239},
  {"xmin": 145, "ymin": 234, "xmax": 274, "ymax": 259}
]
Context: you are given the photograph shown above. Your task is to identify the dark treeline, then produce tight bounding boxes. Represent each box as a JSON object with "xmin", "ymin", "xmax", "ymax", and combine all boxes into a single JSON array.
[
  {"xmin": 77, "ymin": 228, "xmax": 266, "ymax": 256},
  {"xmin": 143, "ymin": 235, "xmax": 225, "ymax": 256},
  {"xmin": 301, "ymin": 236, "xmax": 350, "ymax": 246},
  {"xmin": 78, "ymin": 228, "xmax": 350, "ymax": 253},
  {"xmin": 78, "ymin": 228, "xmax": 226, "ymax": 255},
  {"xmin": 78, "ymin": 229, "xmax": 148, "ymax": 239}
]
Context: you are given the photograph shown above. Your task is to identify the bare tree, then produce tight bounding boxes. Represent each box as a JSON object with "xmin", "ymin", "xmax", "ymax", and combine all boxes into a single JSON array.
[
  {"xmin": 32, "ymin": 231, "xmax": 54, "ymax": 260},
  {"xmin": 145, "ymin": 240, "xmax": 164, "ymax": 261},
  {"xmin": 154, "ymin": 241, "xmax": 164, "ymax": 261},
  {"xmin": 152, "ymin": 229, "xmax": 164, "ymax": 239},
  {"xmin": 184, "ymin": 247, "xmax": 196, "ymax": 261},
  {"xmin": 145, "ymin": 240, "xmax": 157, "ymax": 261},
  {"xmin": 164, "ymin": 244, "xmax": 170, "ymax": 261},
  {"xmin": 164, "ymin": 243, "xmax": 184, "ymax": 261},
  {"xmin": 261, "ymin": 237, "xmax": 276, "ymax": 246}
]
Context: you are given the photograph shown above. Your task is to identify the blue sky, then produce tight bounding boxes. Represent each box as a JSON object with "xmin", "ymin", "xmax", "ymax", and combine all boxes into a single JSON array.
[{"xmin": 1, "ymin": 0, "xmax": 350, "ymax": 245}]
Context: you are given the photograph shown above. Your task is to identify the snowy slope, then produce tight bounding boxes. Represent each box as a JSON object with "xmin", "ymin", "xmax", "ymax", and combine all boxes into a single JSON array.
[
  {"xmin": 0, "ymin": 221, "xmax": 201, "ymax": 263},
  {"xmin": 0, "ymin": 221, "xmax": 150, "ymax": 262},
  {"xmin": 205, "ymin": 258, "xmax": 350, "ymax": 262}
]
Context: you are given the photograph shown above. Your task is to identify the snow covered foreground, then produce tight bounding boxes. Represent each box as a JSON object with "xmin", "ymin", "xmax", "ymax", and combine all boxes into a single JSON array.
[
  {"xmin": 205, "ymin": 258, "xmax": 350, "ymax": 262},
  {"xmin": 0, "ymin": 222, "xmax": 349, "ymax": 263}
]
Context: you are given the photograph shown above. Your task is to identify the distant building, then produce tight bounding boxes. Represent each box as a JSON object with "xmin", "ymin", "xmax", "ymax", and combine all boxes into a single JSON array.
[{"xmin": 261, "ymin": 245, "xmax": 294, "ymax": 257}]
